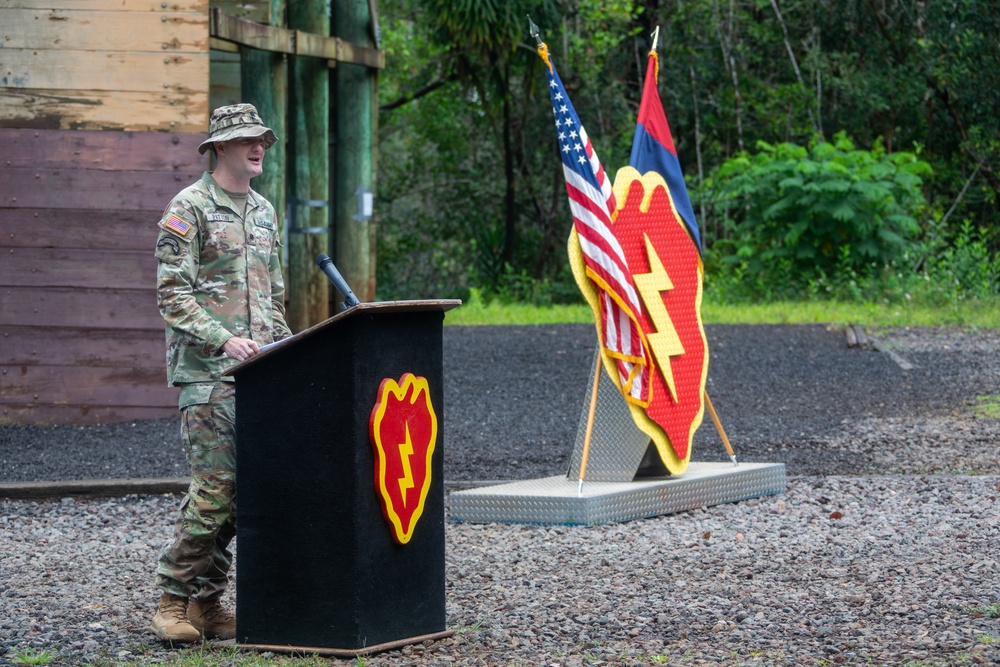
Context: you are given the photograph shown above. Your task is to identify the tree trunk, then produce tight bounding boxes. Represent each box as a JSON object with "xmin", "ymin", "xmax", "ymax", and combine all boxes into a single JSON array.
[{"xmin": 501, "ymin": 59, "xmax": 516, "ymax": 269}]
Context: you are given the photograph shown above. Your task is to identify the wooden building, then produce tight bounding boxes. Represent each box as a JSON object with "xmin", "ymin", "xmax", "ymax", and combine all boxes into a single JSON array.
[{"xmin": 0, "ymin": 0, "xmax": 381, "ymax": 425}]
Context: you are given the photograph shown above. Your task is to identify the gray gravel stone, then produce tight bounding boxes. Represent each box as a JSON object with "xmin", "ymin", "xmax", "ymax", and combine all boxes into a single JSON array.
[{"xmin": 1, "ymin": 325, "xmax": 998, "ymax": 665}]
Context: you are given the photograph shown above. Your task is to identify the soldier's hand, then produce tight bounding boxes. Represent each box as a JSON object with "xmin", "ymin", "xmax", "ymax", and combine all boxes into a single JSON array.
[{"xmin": 222, "ymin": 336, "xmax": 261, "ymax": 361}]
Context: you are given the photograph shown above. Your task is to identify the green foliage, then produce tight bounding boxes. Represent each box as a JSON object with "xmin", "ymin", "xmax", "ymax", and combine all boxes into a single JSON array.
[
  {"xmin": 921, "ymin": 220, "xmax": 1000, "ymax": 302},
  {"xmin": 968, "ymin": 603, "xmax": 1000, "ymax": 618},
  {"xmin": 698, "ymin": 133, "xmax": 939, "ymax": 300},
  {"xmin": 377, "ymin": 0, "xmax": 641, "ymax": 301},
  {"xmin": 973, "ymin": 395, "xmax": 1000, "ymax": 419},
  {"xmin": 11, "ymin": 648, "xmax": 55, "ymax": 666},
  {"xmin": 376, "ymin": 0, "xmax": 1000, "ymax": 307}
]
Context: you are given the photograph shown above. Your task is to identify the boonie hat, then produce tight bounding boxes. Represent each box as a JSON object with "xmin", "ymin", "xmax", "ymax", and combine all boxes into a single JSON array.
[{"xmin": 198, "ymin": 103, "xmax": 278, "ymax": 155}]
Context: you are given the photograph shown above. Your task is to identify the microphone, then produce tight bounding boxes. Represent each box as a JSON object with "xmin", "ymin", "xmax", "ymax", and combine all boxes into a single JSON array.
[{"xmin": 315, "ymin": 254, "xmax": 360, "ymax": 309}]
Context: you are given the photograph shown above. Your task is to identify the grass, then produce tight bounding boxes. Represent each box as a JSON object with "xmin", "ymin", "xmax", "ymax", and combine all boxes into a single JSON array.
[
  {"xmin": 10, "ymin": 648, "xmax": 55, "ymax": 665},
  {"xmin": 968, "ymin": 603, "xmax": 1000, "ymax": 618},
  {"xmin": 445, "ymin": 295, "xmax": 1000, "ymax": 328},
  {"xmin": 92, "ymin": 645, "xmax": 333, "ymax": 667},
  {"xmin": 973, "ymin": 395, "xmax": 1000, "ymax": 419}
]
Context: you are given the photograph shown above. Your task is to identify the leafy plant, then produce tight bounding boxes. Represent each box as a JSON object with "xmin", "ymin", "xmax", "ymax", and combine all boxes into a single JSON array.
[
  {"xmin": 922, "ymin": 220, "xmax": 1000, "ymax": 302},
  {"xmin": 699, "ymin": 132, "xmax": 932, "ymax": 296}
]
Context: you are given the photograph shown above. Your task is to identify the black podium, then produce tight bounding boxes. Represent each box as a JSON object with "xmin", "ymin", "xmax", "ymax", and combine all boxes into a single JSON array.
[{"xmin": 227, "ymin": 300, "xmax": 460, "ymax": 654}]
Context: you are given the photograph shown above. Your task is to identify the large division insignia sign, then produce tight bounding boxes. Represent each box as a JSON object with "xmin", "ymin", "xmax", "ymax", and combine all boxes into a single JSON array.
[
  {"xmin": 541, "ymin": 42, "xmax": 708, "ymax": 475},
  {"xmin": 369, "ymin": 374, "xmax": 438, "ymax": 544}
]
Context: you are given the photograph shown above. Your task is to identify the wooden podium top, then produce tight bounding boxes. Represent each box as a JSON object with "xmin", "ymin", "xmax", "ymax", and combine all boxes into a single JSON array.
[{"xmin": 224, "ymin": 299, "xmax": 462, "ymax": 376}]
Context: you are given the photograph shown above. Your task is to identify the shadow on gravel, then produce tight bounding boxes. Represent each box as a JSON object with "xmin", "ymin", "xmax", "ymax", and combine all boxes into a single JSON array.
[{"xmin": 1, "ymin": 324, "xmax": 996, "ymax": 483}]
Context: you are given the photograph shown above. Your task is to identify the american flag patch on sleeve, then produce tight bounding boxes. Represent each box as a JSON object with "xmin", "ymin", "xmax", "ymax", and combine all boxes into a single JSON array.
[{"xmin": 164, "ymin": 214, "xmax": 192, "ymax": 237}]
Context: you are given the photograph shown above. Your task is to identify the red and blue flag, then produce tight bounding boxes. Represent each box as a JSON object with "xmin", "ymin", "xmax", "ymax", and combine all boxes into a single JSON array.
[{"xmin": 629, "ymin": 52, "xmax": 702, "ymax": 253}]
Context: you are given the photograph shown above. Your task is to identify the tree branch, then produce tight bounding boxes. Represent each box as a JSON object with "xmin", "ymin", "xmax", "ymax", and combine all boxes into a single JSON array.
[{"xmin": 380, "ymin": 74, "xmax": 457, "ymax": 111}]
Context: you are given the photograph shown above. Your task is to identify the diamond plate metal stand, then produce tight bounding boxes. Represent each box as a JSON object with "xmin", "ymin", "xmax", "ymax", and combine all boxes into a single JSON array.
[{"xmin": 450, "ymin": 349, "xmax": 786, "ymax": 526}]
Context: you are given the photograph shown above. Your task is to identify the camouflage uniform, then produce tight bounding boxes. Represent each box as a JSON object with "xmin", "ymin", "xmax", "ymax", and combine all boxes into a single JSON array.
[{"xmin": 154, "ymin": 169, "xmax": 291, "ymax": 602}]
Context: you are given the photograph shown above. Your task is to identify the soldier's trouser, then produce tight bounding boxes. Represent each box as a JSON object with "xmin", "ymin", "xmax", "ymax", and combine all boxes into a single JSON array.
[{"xmin": 156, "ymin": 382, "xmax": 237, "ymax": 602}]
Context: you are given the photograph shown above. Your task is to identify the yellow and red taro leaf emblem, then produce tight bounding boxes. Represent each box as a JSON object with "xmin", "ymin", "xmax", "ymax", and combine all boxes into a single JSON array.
[
  {"xmin": 569, "ymin": 167, "xmax": 708, "ymax": 474},
  {"xmin": 369, "ymin": 374, "xmax": 438, "ymax": 544}
]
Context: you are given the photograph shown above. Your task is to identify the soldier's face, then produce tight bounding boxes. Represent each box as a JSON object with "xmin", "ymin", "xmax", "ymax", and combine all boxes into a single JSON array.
[{"xmin": 220, "ymin": 137, "xmax": 267, "ymax": 179}]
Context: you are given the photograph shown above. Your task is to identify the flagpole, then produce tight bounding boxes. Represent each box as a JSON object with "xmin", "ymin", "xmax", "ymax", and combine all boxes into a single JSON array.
[
  {"xmin": 527, "ymin": 15, "xmax": 541, "ymax": 46},
  {"xmin": 704, "ymin": 391, "xmax": 738, "ymax": 466},
  {"xmin": 578, "ymin": 351, "xmax": 603, "ymax": 495}
]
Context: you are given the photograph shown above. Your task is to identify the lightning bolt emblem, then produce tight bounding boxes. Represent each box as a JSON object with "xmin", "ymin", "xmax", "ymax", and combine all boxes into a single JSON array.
[
  {"xmin": 396, "ymin": 422, "xmax": 415, "ymax": 506},
  {"xmin": 634, "ymin": 233, "xmax": 685, "ymax": 402}
]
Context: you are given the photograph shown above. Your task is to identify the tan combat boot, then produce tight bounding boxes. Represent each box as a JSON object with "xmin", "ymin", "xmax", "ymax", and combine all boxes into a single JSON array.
[
  {"xmin": 187, "ymin": 598, "xmax": 236, "ymax": 640},
  {"xmin": 149, "ymin": 593, "xmax": 201, "ymax": 643}
]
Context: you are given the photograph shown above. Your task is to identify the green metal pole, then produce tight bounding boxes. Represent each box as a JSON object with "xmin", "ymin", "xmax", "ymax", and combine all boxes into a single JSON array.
[
  {"xmin": 288, "ymin": 0, "xmax": 330, "ymax": 330},
  {"xmin": 332, "ymin": 0, "xmax": 377, "ymax": 303},
  {"xmin": 240, "ymin": 0, "xmax": 287, "ymax": 292}
]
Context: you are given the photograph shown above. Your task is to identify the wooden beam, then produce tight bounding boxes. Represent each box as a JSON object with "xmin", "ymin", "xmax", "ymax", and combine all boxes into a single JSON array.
[
  {"xmin": 1, "ymin": 248, "xmax": 155, "ymax": 289},
  {"xmin": 0, "ymin": 88, "xmax": 207, "ymax": 133},
  {"xmin": 0, "ymin": 478, "xmax": 190, "ymax": 499},
  {"xmin": 211, "ymin": 37, "xmax": 239, "ymax": 53},
  {"xmin": 2, "ymin": 0, "xmax": 207, "ymax": 11},
  {"xmin": 0, "ymin": 128, "xmax": 205, "ymax": 171},
  {"xmin": 0, "ymin": 326, "xmax": 167, "ymax": 369},
  {"xmin": 286, "ymin": 0, "xmax": 329, "ymax": 331},
  {"xmin": 1, "ymin": 365, "xmax": 173, "ymax": 407},
  {"xmin": 0, "ymin": 287, "xmax": 165, "ymax": 329},
  {"xmin": 333, "ymin": 0, "xmax": 378, "ymax": 303},
  {"xmin": 209, "ymin": 8, "xmax": 384, "ymax": 69},
  {"xmin": 0, "ymin": 167, "xmax": 202, "ymax": 209},
  {"xmin": 0, "ymin": 209, "xmax": 165, "ymax": 250},
  {"xmin": 0, "ymin": 404, "xmax": 177, "ymax": 426},
  {"xmin": 0, "ymin": 48, "xmax": 208, "ymax": 95},
  {"xmin": 0, "ymin": 8, "xmax": 209, "ymax": 52}
]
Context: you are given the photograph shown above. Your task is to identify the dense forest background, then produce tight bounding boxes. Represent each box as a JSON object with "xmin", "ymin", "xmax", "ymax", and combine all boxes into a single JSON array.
[{"xmin": 374, "ymin": 0, "xmax": 999, "ymax": 305}]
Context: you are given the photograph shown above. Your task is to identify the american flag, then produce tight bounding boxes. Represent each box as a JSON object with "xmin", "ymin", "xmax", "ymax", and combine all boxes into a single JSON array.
[{"xmin": 539, "ymin": 46, "xmax": 652, "ymax": 406}]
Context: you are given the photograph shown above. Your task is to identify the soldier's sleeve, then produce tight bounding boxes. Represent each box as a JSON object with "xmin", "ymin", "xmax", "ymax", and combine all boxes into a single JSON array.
[
  {"xmin": 268, "ymin": 226, "xmax": 293, "ymax": 341},
  {"xmin": 155, "ymin": 203, "xmax": 234, "ymax": 355}
]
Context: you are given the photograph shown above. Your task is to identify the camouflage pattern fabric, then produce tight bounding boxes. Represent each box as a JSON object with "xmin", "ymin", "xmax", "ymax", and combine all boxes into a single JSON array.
[
  {"xmin": 156, "ymin": 382, "xmax": 237, "ymax": 601},
  {"xmin": 154, "ymin": 171, "xmax": 291, "ymax": 600},
  {"xmin": 155, "ymin": 171, "xmax": 292, "ymax": 386}
]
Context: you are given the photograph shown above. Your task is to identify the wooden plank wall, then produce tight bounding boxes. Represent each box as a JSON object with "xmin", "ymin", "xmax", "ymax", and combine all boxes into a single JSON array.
[
  {"xmin": 0, "ymin": 0, "xmax": 209, "ymax": 132},
  {"xmin": 0, "ymin": 0, "xmax": 211, "ymax": 424},
  {"xmin": 0, "ymin": 129, "xmax": 207, "ymax": 424}
]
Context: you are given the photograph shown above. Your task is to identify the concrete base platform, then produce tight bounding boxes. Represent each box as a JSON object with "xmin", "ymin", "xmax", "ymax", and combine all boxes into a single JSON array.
[{"xmin": 449, "ymin": 462, "xmax": 786, "ymax": 526}]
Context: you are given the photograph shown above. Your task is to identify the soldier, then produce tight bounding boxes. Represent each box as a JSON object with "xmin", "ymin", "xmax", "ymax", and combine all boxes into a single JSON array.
[{"xmin": 149, "ymin": 104, "xmax": 292, "ymax": 643}]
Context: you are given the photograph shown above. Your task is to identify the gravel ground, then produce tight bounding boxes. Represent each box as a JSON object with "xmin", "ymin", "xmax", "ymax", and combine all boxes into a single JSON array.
[
  {"xmin": 1, "ymin": 324, "xmax": 999, "ymax": 666},
  {"xmin": 3, "ymin": 324, "xmax": 998, "ymax": 482}
]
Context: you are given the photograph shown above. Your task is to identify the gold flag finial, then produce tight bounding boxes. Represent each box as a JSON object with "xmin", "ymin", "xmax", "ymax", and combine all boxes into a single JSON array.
[
  {"xmin": 649, "ymin": 26, "xmax": 660, "ymax": 80},
  {"xmin": 529, "ymin": 16, "xmax": 553, "ymax": 72}
]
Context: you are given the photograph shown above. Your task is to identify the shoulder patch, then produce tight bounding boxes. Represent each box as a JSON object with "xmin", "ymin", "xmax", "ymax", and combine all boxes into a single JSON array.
[
  {"xmin": 157, "ymin": 237, "xmax": 181, "ymax": 256},
  {"xmin": 164, "ymin": 214, "xmax": 193, "ymax": 237}
]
